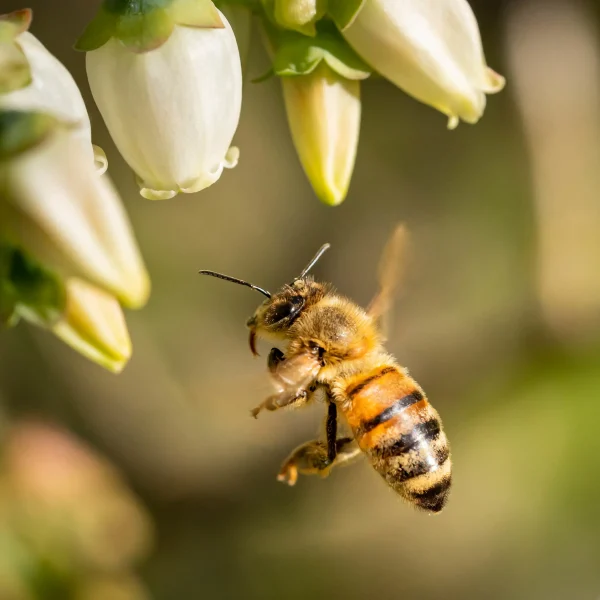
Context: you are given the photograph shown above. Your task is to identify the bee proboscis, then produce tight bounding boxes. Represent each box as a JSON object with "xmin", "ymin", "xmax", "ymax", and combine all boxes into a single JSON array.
[{"xmin": 199, "ymin": 225, "xmax": 451, "ymax": 513}]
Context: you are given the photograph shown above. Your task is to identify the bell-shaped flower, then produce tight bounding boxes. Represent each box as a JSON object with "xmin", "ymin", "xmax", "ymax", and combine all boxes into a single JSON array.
[
  {"xmin": 51, "ymin": 278, "xmax": 132, "ymax": 374},
  {"xmin": 0, "ymin": 110, "xmax": 150, "ymax": 309},
  {"xmin": 332, "ymin": 0, "xmax": 505, "ymax": 128},
  {"xmin": 0, "ymin": 9, "xmax": 106, "ymax": 171},
  {"xmin": 270, "ymin": 26, "xmax": 368, "ymax": 205},
  {"xmin": 78, "ymin": 0, "xmax": 242, "ymax": 200}
]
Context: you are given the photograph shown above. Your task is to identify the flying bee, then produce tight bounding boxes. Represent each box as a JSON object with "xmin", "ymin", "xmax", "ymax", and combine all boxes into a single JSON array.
[{"xmin": 199, "ymin": 225, "xmax": 451, "ymax": 513}]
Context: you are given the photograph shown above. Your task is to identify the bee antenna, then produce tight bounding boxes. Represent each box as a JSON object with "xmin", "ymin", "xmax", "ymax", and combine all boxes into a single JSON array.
[
  {"xmin": 198, "ymin": 270, "xmax": 272, "ymax": 298},
  {"xmin": 297, "ymin": 243, "xmax": 331, "ymax": 279}
]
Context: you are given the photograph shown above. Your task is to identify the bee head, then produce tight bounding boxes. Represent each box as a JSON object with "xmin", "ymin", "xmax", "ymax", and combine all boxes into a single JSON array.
[
  {"xmin": 246, "ymin": 279, "xmax": 327, "ymax": 355},
  {"xmin": 199, "ymin": 244, "xmax": 330, "ymax": 356}
]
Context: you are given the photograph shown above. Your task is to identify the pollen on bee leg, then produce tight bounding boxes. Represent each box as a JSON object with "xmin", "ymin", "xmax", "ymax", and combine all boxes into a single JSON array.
[{"xmin": 277, "ymin": 464, "xmax": 298, "ymax": 486}]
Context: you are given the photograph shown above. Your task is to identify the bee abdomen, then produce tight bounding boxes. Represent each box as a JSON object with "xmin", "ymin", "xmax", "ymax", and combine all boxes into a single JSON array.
[
  {"xmin": 372, "ymin": 414, "xmax": 451, "ymax": 513},
  {"xmin": 403, "ymin": 472, "xmax": 452, "ymax": 513},
  {"xmin": 344, "ymin": 367, "xmax": 451, "ymax": 513},
  {"xmin": 378, "ymin": 418, "xmax": 443, "ymax": 463},
  {"xmin": 355, "ymin": 389, "xmax": 425, "ymax": 436}
]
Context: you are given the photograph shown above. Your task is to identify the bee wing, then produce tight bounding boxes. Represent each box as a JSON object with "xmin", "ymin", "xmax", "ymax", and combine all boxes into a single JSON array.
[
  {"xmin": 269, "ymin": 351, "xmax": 322, "ymax": 405},
  {"xmin": 367, "ymin": 223, "xmax": 409, "ymax": 340}
]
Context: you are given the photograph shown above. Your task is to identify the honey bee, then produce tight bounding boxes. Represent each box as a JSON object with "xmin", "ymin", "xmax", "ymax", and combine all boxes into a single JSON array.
[{"xmin": 199, "ymin": 225, "xmax": 451, "ymax": 513}]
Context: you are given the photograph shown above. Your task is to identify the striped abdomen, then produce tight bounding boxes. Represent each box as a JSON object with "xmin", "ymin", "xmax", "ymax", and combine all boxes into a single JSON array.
[{"xmin": 342, "ymin": 365, "xmax": 451, "ymax": 513}]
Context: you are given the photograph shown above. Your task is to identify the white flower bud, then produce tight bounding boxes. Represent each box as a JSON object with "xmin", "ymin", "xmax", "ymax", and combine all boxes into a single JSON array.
[
  {"xmin": 0, "ymin": 31, "xmax": 106, "ymax": 171},
  {"xmin": 85, "ymin": 12, "xmax": 242, "ymax": 200},
  {"xmin": 0, "ymin": 116, "xmax": 150, "ymax": 309},
  {"xmin": 341, "ymin": 0, "xmax": 505, "ymax": 128}
]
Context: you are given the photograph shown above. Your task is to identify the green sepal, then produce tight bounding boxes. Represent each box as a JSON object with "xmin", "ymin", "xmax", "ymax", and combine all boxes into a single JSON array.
[
  {"xmin": 215, "ymin": 0, "xmax": 260, "ymax": 9},
  {"xmin": 169, "ymin": 0, "xmax": 224, "ymax": 28},
  {"xmin": 0, "ymin": 243, "xmax": 66, "ymax": 328},
  {"xmin": 73, "ymin": 7, "xmax": 118, "ymax": 52},
  {"xmin": 0, "ymin": 9, "xmax": 33, "ymax": 93},
  {"xmin": 272, "ymin": 25, "xmax": 370, "ymax": 80},
  {"xmin": 115, "ymin": 8, "xmax": 174, "ymax": 52},
  {"xmin": 327, "ymin": 0, "xmax": 365, "ymax": 31},
  {"xmin": 0, "ymin": 110, "xmax": 58, "ymax": 161},
  {"xmin": 104, "ymin": 0, "xmax": 172, "ymax": 11},
  {"xmin": 260, "ymin": 0, "xmax": 311, "ymax": 36},
  {"xmin": 75, "ymin": 0, "xmax": 223, "ymax": 54},
  {"xmin": 261, "ymin": 0, "xmax": 326, "ymax": 37},
  {"xmin": 0, "ymin": 278, "xmax": 19, "ymax": 326}
]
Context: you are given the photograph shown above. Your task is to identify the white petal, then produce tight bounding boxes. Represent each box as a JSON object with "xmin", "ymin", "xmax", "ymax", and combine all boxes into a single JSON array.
[
  {"xmin": 343, "ymin": 0, "xmax": 504, "ymax": 124},
  {"xmin": 0, "ymin": 131, "xmax": 150, "ymax": 308},
  {"xmin": 86, "ymin": 12, "xmax": 242, "ymax": 198}
]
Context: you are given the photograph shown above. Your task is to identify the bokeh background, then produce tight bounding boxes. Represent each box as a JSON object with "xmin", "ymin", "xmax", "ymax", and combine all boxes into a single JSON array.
[{"xmin": 2, "ymin": 0, "xmax": 600, "ymax": 598}]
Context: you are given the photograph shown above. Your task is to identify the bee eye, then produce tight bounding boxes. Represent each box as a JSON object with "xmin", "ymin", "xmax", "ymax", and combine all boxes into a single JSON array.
[{"xmin": 270, "ymin": 295, "xmax": 304, "ymax": 324}]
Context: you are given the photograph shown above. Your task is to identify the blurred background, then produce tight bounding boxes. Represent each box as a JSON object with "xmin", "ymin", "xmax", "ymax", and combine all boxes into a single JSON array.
[{"xmin": 2, "ymin": 0, "xmax": 600, "ymax": 598}]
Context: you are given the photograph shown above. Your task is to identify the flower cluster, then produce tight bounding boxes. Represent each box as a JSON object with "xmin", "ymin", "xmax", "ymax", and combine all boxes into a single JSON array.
[
  {"xmin": 75, "ymin": 0, "xmax": 503, "ymax": 206},
  {"xmin": 259, "ymin": 0, "xmax": 505, "ymax": 204},
  {"xmin": 0, "ymin": 1, "xmax": 504, "ymax": 371},
  {"xmin": 0, "ymin": 9, "xmax": 149, "ymax": 373}
]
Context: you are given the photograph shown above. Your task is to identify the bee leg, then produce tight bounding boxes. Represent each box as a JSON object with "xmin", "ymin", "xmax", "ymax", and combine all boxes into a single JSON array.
[
  {"xmin": 326, "ymin": 401, "xmax": 338, "ymax": 463},
  {"xmin": 250, "ymin": 389, "xmax": 309, "ymax": 419},
  {"xmin": 277, "ymin": 440, "xmax": 330, "ymax": 486},
  {"xmin": 267, "ymin": 347, "xmax": 285, "ymax": 373},
  {"xmin": 318, "ymin": 438, "xmax": 362, "ymax": 478},
  {"xmin": 330, "ymin": 439, "xmax": 362, "ymax": 468},
  {"xmin": 252, "ymin": 348, "xmax": 319, "ymax": 418},
  {"xmin": 277, "ymin": 437, "xmax": 361, "ymax": 486},
  {"xmin": 251, "ymin": 348, "xmax": 295, "ymax": 418}
]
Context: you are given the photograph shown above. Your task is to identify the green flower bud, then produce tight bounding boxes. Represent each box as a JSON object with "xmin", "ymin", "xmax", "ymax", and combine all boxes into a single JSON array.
[
  {"xmin": 263, "ymin": 23, "xmax": 368, "ymax": 205},
  {"xmin": 51, "ymin": 278, "xmax": 132, "ymax": 374},
  {"xmin": 282, "ymin": 62, "xmax": 361, "ymax": 205}
]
